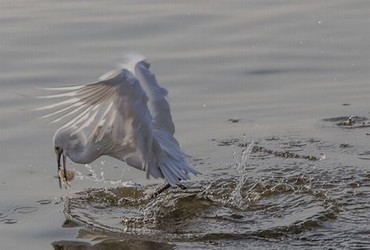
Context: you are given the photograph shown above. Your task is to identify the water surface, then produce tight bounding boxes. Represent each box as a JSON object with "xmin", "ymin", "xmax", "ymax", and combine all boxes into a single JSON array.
[{"xmin": 1, "ymin": 0, "xmax": 370, "ymax": 249}]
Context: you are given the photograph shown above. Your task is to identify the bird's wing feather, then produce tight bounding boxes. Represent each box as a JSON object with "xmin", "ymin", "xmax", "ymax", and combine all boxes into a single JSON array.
[
  {"xmin": 134, "ymin": 60, "xmax": 175, "ymax": 135},
  {"xmin": 38, "ymin": 68, "xmax": 153, "ymax": 171}
]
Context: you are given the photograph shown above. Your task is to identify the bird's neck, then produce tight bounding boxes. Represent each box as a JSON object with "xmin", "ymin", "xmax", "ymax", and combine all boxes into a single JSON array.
[{"xmin": 67, "ymin": 140, "xmax": 101, "ymax": 164}]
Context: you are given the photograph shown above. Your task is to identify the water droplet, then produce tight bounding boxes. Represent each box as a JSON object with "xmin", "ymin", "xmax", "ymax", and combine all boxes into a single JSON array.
[{"xmin": 319, "ymin": 153, "xmax": 326, "ymax": 160}]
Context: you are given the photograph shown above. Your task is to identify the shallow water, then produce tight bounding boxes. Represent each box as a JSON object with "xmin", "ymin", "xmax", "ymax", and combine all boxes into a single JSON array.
[{"xmin": 1, "ymin": 0, "xmax": 370, "ymax": 249}]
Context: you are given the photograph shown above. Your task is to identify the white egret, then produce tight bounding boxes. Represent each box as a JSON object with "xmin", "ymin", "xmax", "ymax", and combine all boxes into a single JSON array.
[{"xmin": 38, "ymin": 55, "xmax": 200, "ymax": 195}]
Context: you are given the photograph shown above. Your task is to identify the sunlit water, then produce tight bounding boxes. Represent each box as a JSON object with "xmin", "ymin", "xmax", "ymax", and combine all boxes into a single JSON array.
[{"xmin": 1, "ymin": 0, "xmax": 370, "ymax": 249}]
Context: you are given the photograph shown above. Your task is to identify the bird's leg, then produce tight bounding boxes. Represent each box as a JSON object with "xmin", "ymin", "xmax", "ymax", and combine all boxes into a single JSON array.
[
  {"xmin": 149, "ymin": 182, "xmax": 188, "ymax": 198},
  {"xmin": 150, "ymin": 183, "xmax": 171, "ymax": 199}
]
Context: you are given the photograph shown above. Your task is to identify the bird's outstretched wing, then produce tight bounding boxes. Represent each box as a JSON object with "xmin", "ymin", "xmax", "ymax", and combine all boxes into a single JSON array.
[
  {"xmin": 134, "ymin": 60, "xmax": 175, "ymax": 135},
  {"xmin": 37, "ymin": 68, "xmax": 154, "ymax": 170}
]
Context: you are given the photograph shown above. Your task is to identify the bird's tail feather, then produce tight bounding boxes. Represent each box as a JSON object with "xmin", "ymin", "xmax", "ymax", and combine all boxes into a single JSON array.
[{"xmin": 149, "ymin": 130, "xmax": 200, "ymax": 186}]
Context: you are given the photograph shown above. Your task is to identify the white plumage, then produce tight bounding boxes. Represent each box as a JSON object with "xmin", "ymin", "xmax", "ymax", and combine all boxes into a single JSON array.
[{"xmin": 38, "ymin": 55, "xmax": 199, "ymax": 186}]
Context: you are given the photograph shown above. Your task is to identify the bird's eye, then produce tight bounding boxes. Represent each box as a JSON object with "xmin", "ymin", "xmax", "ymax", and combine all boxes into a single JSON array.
[{"xmin": 55, "ymin": 146, "xmax": 61, "ymax": 152}]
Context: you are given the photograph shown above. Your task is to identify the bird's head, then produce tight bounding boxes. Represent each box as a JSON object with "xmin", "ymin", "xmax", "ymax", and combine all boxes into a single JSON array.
[{"xmin": 53, "ymin": 127, "xmax": 85, "ymax": 188}]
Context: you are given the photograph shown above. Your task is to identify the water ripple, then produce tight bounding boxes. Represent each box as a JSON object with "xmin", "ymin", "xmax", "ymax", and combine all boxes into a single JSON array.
[
  {"xmin": 63, "ymin": 175, "xmax": 339, "ymax": 242},
  {"xmin": 59, "ymin": 135, "xmax": 370, "ymax": 247}
]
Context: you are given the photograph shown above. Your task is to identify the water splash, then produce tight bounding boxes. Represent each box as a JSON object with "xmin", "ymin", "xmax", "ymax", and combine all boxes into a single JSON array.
[
  {"xmin": 72, "ymin": 164, "xmax": 136, "ymax": 187},
  {"xmin": 229, "ymin": 142, "xmax": 254, "ymax": 208},
  {"xmin": 59, "ymin": 135, "xmax": 360, "ymax": 245}
]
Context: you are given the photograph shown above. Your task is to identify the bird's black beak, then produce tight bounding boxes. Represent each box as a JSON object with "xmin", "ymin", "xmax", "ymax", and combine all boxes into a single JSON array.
[{"xmin": 57, "ymin": 150, "xmax": 67, "ymax": 189}]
